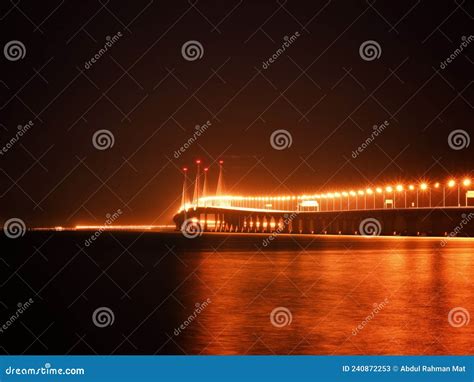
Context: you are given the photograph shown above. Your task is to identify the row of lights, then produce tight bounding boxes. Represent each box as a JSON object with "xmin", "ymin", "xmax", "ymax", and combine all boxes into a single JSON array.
[{"xmin": 198, "ymin": 178, "xmax": 472, "ymax": 202}]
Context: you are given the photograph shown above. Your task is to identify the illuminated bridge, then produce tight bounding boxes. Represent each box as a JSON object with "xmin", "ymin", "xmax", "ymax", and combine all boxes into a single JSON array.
[{"xmin": 173, "ymin": 161, "xmax": 474, "ymax": 237}]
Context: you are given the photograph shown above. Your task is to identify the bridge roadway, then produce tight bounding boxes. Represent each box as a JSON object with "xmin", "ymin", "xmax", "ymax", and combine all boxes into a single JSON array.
[{"xmin": 174, "ymin": 206, "xmax": 474, "ymax": 236}]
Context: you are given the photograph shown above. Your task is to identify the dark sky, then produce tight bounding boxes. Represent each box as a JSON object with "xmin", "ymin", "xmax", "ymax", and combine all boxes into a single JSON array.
[{"xmin": 0, "ymin": 0, "xmax": 473, "ymax": 226}]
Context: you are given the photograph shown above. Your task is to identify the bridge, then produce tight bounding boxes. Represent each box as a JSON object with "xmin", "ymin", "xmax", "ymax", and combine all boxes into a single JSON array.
[{"xmin": 173, "ymin": 161, "xmax": 474, "ymax": 237}]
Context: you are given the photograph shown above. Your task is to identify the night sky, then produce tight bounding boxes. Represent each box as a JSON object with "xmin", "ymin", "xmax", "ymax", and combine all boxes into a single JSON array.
[{"xmin": 0, "ymin": 0, "xmax": 473, "ymax": 227}]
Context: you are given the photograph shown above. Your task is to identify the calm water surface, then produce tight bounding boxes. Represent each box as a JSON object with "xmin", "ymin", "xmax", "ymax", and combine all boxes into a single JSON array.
[{"xmin": 2, "ymin": 232, "xmax": 474, "ymax": 355}]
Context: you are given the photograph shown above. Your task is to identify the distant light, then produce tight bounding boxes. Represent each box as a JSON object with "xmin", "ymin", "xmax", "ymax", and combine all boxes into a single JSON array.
[
  {"xmin": 204, "ymin": 168, "xmax": 209, "ymax": 172},
  {"xmin": 366, "ymin": 188, "xmax": 373, "ymax": 195},
  {"xmin": 358, "ymin": 190, "xmax": 364, "ymax": 195},
  {"xmin": 376, "ymin": 187, "xmax": 382, "ymax": 193},
  {"xmin": 448, "ymin": 179, "xmax": 456, "ymax": 188},
  {"xmin": 342, "ymin": 191, "xmax": 348, "ymax": 197},
  {"xmin": 463, "ymin": 178, "xmax": 471, "ymax": 187},
  {"xmin": 396, "ymin": 184, "xmax": 403, "ymax": 192},
  {"xmin": 408, "ymin": 185, "xmax": 415, "ymax": 191},
  {"xmin": 219, "ymin": 160, "xmax": 224, "ymax": 164},
  {"xmin": 386, "ymin": 186, "xmax": 393, "ymax": 192},
  {"xmin": 183, "ymin": 167, "xmax": 188, "ymax": 171},
  {"xmin": 350, "ymin": 191, "xmax": 356, "ymax": 196},
  {"xmin": 335, "ymin": 192, "xmax": 341, "ymax": 197},
  {"xmin": 196, "ymin": 160, "xmax": 201, "ymax": 164},
  {"xmin": 434, "ymin": 182, "xmax": 440, "ymax": 188},
  {"xmin": 420, "ymin": 183, "xmax": 428, "ymax": 190}
]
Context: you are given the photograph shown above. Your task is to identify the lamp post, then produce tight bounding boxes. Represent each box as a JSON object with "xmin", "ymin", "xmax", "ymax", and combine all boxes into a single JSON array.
[
  {"xmin": 420, "ymin": 183, "xmax": 428, "ymax": 208},
  {"xmin": 463, "ymin": 178, "xmax": 472, "ymax": 206},
  {"xmin": 376, "ymin": 187, "xmax": 382, "ymax": 209},
  {"xmin": 396, "ymin": 184, "xmax": 404, "ymax": 208},
  {"xmin": 447, "ymin": 179, "xmax": 455, "ymax": 207}
]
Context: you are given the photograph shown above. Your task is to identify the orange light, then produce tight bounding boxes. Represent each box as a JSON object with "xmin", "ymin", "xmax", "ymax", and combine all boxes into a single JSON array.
[
  {"xmin": 386, "ymin": 186, "xmax": 393, "ymax": 192},
  {"xmin": 350, "ymin": 191, "xmax": 356, "ymax": 196},
  {"xmin": 434, "ymin": 182, "xmax": 440, "ymax": 188},
  {"xmin": 183, "ymin": 167, "xmax": 188, "ymax": 171},
  {"xmin": 219, "ymin": 160, "xmax": 224, "ymax": 164},
  {"xmin": 366, "ymin": 188, "xmax": 373, "ymax": 195},
  {"xmin": 463, "ymin": 178, "xmax": 471, "ymax": 187},
  {"xmin": 204, "ymin": 168, "xmax": 209, "ymax": 172},
  {"xmin": 396, "ymin": 184, "xmax": 403, "ymax": 192},
  {"xmin": 196, "ymin": 160, "xmax": 201, "ymax": 164},
  {"xmin": 358, "ymin": 190, "xmax": 364, "ymax": 195},
  {"xmin": 420, "ymin": 183, "xmax": 428, "ymax": 190},
  {"xmin": 408, "ymin": 185, "xmax": 415, "ymax": 191},
  {"xmin": 448, "ymin": 179, "xmax": 456, "ymax": 188},
  {"xmin": 376, "ymin": 187, "xmax": 382, "ymax": 193}
]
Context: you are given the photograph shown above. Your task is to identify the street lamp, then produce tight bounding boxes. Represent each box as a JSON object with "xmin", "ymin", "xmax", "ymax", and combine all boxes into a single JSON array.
[
  {"xmin": 385, "ymin": 186, "xmax": 393, "ymax": 208},
  {"xmin": 420, "ymin": 182, "xmax": 428, "ymax": 207},
  {"xmin": 396, "ymin": 184, "xmax": 404, "ymax": 208},
  {"xmin": 447, "ymin": 179, "xmax": 456, "ymax": 207},
  {"xmin": 463, "ymin": 178, "xmax": 472, "ymax": 206},
  {"xmin": 366, "ymin": 188, "xmax": 374, "ymax": 209}
]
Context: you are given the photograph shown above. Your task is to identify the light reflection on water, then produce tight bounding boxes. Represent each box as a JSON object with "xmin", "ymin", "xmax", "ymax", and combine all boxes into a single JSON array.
[{"xmin": 176, "ymin": 235, "xmax": 474, "ymax": 355}]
